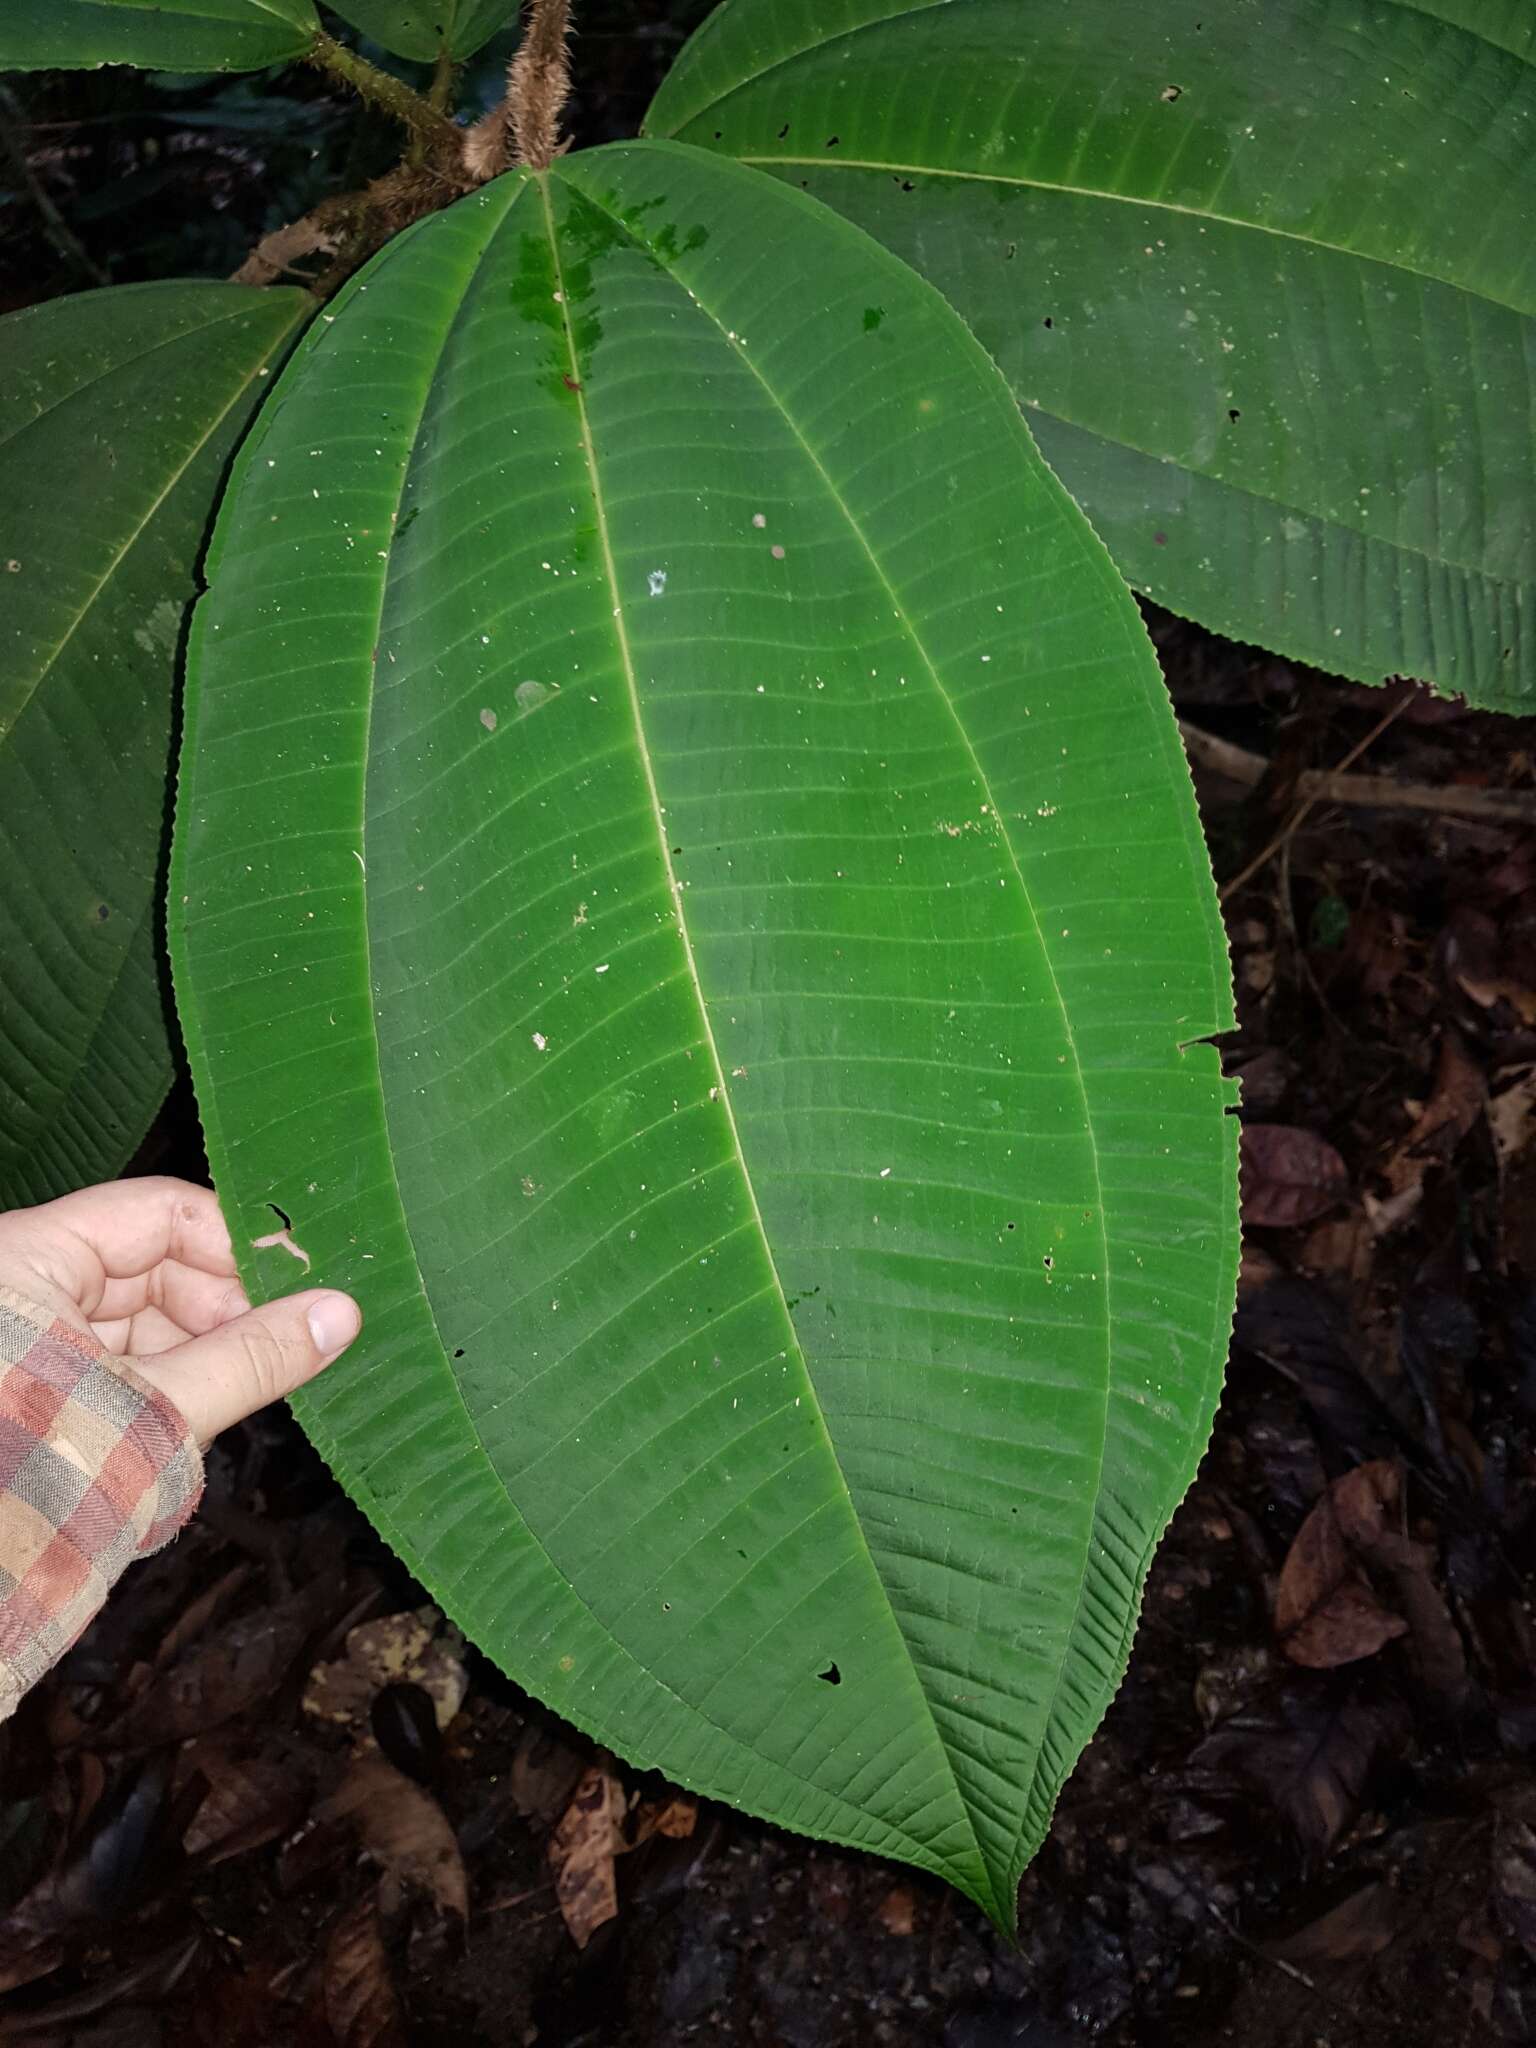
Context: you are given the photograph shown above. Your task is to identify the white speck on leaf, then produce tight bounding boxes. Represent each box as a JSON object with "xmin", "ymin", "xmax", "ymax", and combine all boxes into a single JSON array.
[
  {"xmin": 532, "ymin": 1032, "xmax": 548, "ymax": 1051},
  {"xmin": 648, "ymin": 569, "xmax": 667, "ymax": 597}
]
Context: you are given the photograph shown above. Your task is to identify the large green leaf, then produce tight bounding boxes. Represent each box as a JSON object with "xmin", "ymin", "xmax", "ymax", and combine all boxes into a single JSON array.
[
  {"xmin": 0, "ymin": 282, "xmax": 309, "ymax": 1208},
  {"xmin": 325, "ymin": 0, "xmax": 513, "ymax": 63},
  {"xmin": 647, "ymin": 0, "xmax": 1536, "ymax": 711},
  {"xmin": 0, "ymin": 0, "xmax": 318, "ymax": 73},
  {"xmin": 172, "ymin": 141, "xmax": 1236, "ymax": 1922}
]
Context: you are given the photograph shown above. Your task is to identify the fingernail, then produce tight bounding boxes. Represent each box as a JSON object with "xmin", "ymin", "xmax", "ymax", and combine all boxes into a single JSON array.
[{"xmin": 307, "ymin": 1292, "xmax": 362, "ymax": 1357}]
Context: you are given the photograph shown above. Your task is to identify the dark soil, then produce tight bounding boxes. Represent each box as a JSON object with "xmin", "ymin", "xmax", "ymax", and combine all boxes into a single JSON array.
[{"xmin": 3, "ymin": 12, "xmax": 1536, "ymax": 2044}]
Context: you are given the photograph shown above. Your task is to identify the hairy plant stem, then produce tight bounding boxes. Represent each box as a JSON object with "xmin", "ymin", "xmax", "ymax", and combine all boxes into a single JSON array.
[
  {"xmin": 307, "ymin": 32, "xmax": 460, "ymax": 154},
  {"xmin": 509, "ymin": 0, "xmax": 572, "ymax": 170},
  {"xmin": 462, "ymin": 0, "xmax": 572, "ymax": 182}
]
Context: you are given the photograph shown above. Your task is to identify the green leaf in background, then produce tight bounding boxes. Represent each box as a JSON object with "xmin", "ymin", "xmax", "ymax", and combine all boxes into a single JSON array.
[
  {"xmin": 172, "ymin": 141, "xmax": 1236, "ymax": 1922},
  {"xmin": 0, "ymin": 282, "xmax": 309, "ymax": 1209},
  {"xmin": 647, "ymin": 0, "xmax": 1536, "ymax": 711},
  {"xmin": 325, "ymin": 0, "xmax": 515, "ymax": 63},
  {"xmin": 0, "ymin": 0, "xmax": 318, "ymax": 74}
]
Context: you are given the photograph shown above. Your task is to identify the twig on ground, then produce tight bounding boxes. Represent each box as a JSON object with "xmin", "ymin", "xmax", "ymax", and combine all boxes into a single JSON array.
[{"xmin": 1181, "ymin": 718, "xmax": 1536, "ymax": 832}]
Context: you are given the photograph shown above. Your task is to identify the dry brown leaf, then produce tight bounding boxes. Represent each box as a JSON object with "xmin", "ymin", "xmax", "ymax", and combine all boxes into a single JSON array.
[
  {"xmin": 1266, "ymin": 1881, "xmax": 1402, "ymax": 1965},
  {"xmin": 876, "ymin": 1886, "xmax": 917, "ymax": 1936},
  {"xmin": 1327, "ymin": 1459, "xmax": 1402, "ymax": 1548},
  {"xmin": 304, "ymin": 1605, "xmax": 467, "ymax": 1743},
  {"xmin": 1274, "ymin": 1464, "xmax": 1409, "ymax": 1668},
  {"xmin": 1192, "ymin": 1689, "xmax": 1400, "ymax": 1856},
  {"xmin": 180, "ymin": 1743, "xmax": 309, "ymax": 1864},
  {"xmin": 649, "ymin": 1793, "xmax": 698, "ymax": 1840},
  {"xmin": 147, "ymin": 1564, "xmax": 252, "ymax": 1679},
  {"xmin": 623, "ymin": 1791, "xmax": 698, "ymax": 1852},
  {"xmin": 103, "ymin": 1582, "xmax": 326, "ymax": 1749},
  {"xmin": 509, "ymin": 1722, "xmax": 588, "ymax": 1826},
  {"xmin": 548, "ymin": 1757, "xmax": 624, "ymax": 1949},
  {"xmin": 317, "ymin": 1756, "xmax": 468, "ymax": 1921},
  {"xmin": 1493, "ymin": 1802, "xmax": 1536, "ymax": 1964},
  {"xmin": 1241, "ymin": 1125, "xmax": 1350, "ymax": 1229},
  {"xmin": 1489, "ymin": 1064, "xmax": 1536, "ymax": 1172},
  {"xmin": 1367, "ymin": 1030, "xmax": 1485, "ymax": 1233},
  {"xmin": 1445, "ymin": 905, "xmax": 1536, "ymax": 1024},
  {"xmin": 1327, "ymin": 1464, "xmax": 1468, "ymax": 1712},
  {"xmin": 325, "ymin": 1890, "xmax": 405, "ymax": 2048}
]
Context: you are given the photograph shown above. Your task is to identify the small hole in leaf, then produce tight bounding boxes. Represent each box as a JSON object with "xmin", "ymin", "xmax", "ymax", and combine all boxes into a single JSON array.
[
  {"xmin": 95, "ymin": 903, "xmax": 110, "ymax": 922},
  {"xmin": 253, "ymin": 1204, "xmax": 309, "ymax": 1271},
  {"xmin": 1043, "ymin": 1254, "xmax": 1054, "ymax": 1270},
  {"xmin": 1161, "ymin": 84, "xmax": 1183, "ymax": 101},
  {"xmin": 452, "ymin": 1348, "xmax": 465, "ymax": 1359},
  {"xmin": 1006, "ymin": 1221, "xmax": 1016, "ymax": 1231},
  {"xmin": 818, "ymin": 1663, "xmax": 842, "ymax": 1685},
  {"xmin": 825, "ymin": 135, "xmax": 840, "ymax": 148},
  {"xmin": 1042, "ymin": 316, "xmax": 1053, "ymax": 329},
  {"xmin": 1228, "ymin": 407, "xmax": 1241, "ymax": 422},
  {"xmin": 777, "ymin": 122, "xmax": 790, "ymax": 140}
]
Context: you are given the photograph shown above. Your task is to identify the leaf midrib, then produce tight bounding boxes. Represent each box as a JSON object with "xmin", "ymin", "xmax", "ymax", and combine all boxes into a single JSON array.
[{"xmin": 539, "ymin": 164, "xmax": 1011, "ymax": 1907}]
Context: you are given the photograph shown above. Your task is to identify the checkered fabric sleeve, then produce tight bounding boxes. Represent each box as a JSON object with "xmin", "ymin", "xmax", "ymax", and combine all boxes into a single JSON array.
[{"xmin": 0, "ymin": 1287, "xmax": 202, "ymax": 1721}]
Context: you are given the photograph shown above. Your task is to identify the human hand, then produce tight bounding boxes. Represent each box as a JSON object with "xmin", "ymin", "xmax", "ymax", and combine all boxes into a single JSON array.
[{"xmin": 0, "ymin": 1177, "xmax": 360, "ymax": 1446}]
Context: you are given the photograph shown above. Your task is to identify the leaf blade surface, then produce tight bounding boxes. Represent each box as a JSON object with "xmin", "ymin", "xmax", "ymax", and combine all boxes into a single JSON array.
[
  {"xmin": 172, "ymin": 143, "xmax": 1236, "ymax": 1919},
  {"xmin": 324, "ymin": 0, "xmax": 512, "ymax": 61},
  {"xmin": 647, "ymin": 0, "xmax": 1536, "ymax": 708},
  {"xmin": 0, "ymin": 281, "xmax": 309, "ymax": 1206},
  {"xmin": 0, "ymin": 0, "xmax": 318, "ymax": 72}
]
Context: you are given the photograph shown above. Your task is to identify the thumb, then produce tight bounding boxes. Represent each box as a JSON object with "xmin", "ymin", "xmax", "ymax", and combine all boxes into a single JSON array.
[{"xmin": 132, "ymin": 1288, "xmax": 362, "ymax": 1447}]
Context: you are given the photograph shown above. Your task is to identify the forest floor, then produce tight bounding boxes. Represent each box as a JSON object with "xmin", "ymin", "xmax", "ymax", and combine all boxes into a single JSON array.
[{"xmin": 1, "ymin": 622, "xmax": 1534, "ymax": 2048}]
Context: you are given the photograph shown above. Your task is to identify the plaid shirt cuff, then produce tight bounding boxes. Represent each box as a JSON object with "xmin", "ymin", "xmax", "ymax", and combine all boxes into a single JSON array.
[{"xmin": 0, "ymin": 1287, "xmax": 202, "ymax": 1721}]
